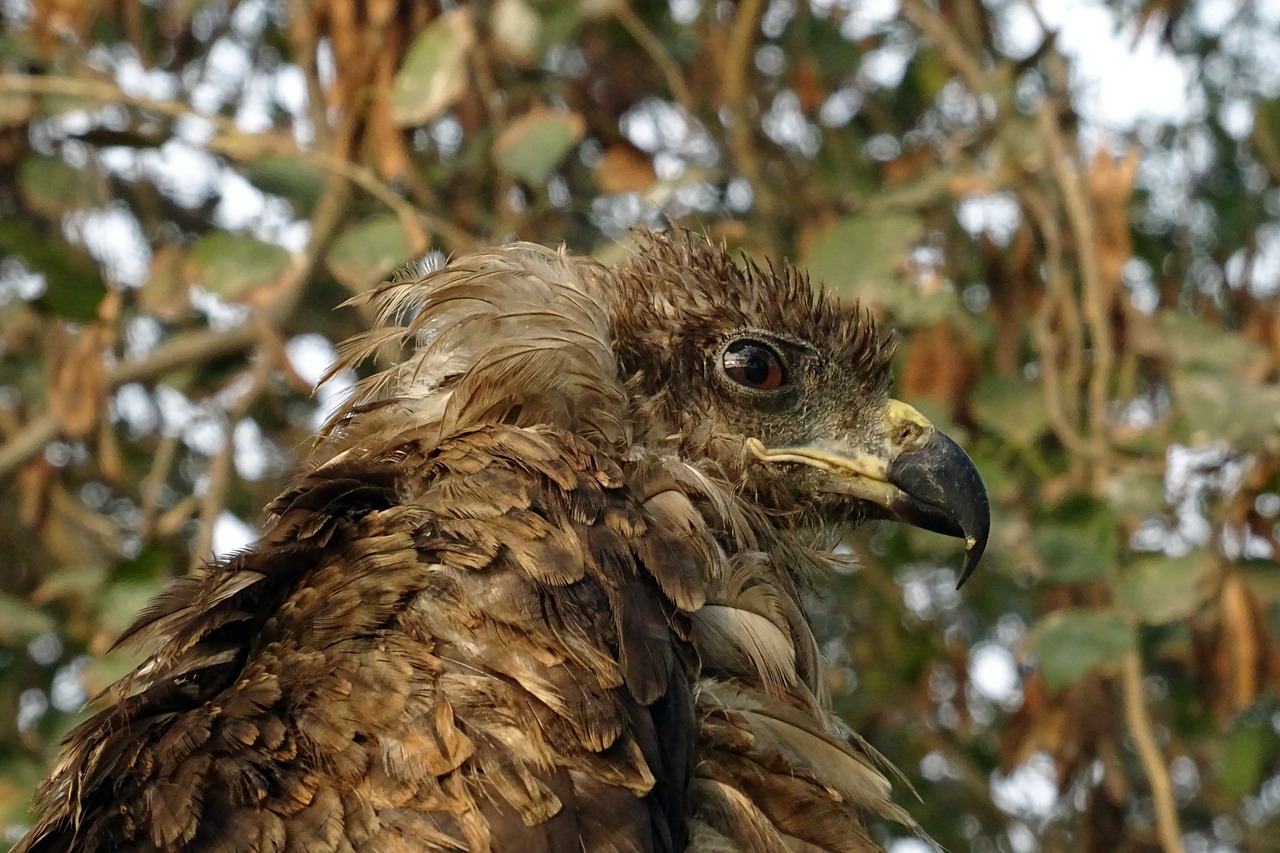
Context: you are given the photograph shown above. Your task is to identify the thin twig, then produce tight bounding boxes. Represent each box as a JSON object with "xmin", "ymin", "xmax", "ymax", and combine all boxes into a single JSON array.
[
  {"xmin": 137, "ymin": 430, "xmax": 182, "ymax": 539},
  {"xmin": 1120, "ymin": 649, "xmax": 1186, "ymax": 853},
  {"xmin": 1027, "ymin": 187, "xmax": 1086, "ymax": 432},
  {"xmin": 286, "ymin": 0, "xmax": 333, "ymax": 150},
  {"xmin": 188, "ymin": 357, "xmax": 272, "ymax": 570},
  {"xmin": 1020, "ymin": 188, "xmax": 1092, "ymax": 468},
  {"xmin": 899, "ymin": 0, "xmax": 987, "ymax": 98},
  {"xmin": 0, "ymin": 412, "xmax": 60, "ymax": 480},
  {"xmin": 0, "ymin": 166, "xmax": 353, "ymax": 481},
  {"xmin": 614, "ymin": 2, "xmax": 696, "ymax": 116},
  {"xmin": 721, "ymin": 0, "xmax": 768, "ymax": 210},
  {"xmin": 154, "ymin": 494, "xmax": 200, "ymax": 538},
  {"xmin": 0, "ymin": 73, "xmax": 480, "ymax": 253},
  {"xmin": 1038, "ymin": 103, "xmax": 1113, "ymax": 479}
]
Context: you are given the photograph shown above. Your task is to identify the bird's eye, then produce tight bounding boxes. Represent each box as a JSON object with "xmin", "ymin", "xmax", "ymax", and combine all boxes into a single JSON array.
[{"xmin": 722, "ymin": 340, "xmax": 786, "ymax": 391}]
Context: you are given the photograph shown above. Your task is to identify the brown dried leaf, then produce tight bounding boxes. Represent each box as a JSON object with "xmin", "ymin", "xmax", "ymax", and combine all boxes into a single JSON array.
[
  {"xmin": 32, "ymin": 0, "xmax": 94, "ymax": 56},
  {"xmin": 139, "ymin": 244, "xmax": 192, "ymax": 321},
  {"xmin": 491, "ymin": 0, "xmax": 542, "ymax": 65},
  {"xmin": 899, "ymin": 321, "xmax": 978, "ymax": 418},
  {"xmin": 97, "ymin": 414, "xmax": 123, "ymax": 481},
  {"xmin": 881, "ymin": 147, "xmax": 935, "ymax": 186},
  {"xmin": 1086, "ymin": 147, "xmax": 1139, "ymax": 304},
  {"xmin": 47, "ymin": 324, "xmax": 109, "ymax": 439},
  {"xmin": 595, "ymin": 144, "xmax": 657, "ymax": 194},
  {"xmin": 366, "ymin": 0, "xmax": 398, "ymax": 26},
  {"xmin": 981, "ymin": 229, "xmax": 1039, "ymax": 375},
  {"xmin": 369, "ymin": 48, "xmax": 415, "ymax": 183},
  {"xmin": 1193, "ymin": 571, "xmax": 1280, "ymax": 720},
  {"xmin": 17, "ymin": 457, "xmax": 54, "ymax": 528},
  {"xmin": 323, "ymin": 0, "xmax": 364, "ymax": 116},
  {"xmin": 1240, "ymin": 302, "xmax": 1280, "ymax": 368},
  {"xmin": 791, "ymin": 58, "xmax": 826, "ymax": 113},
  {"xmin": 1000, "ymin": 672, "xmax": 1118, "ymax": 786},
  {"xmin": 1221, "ymin": 572, "xmax": 1261, "ymax": 712}
]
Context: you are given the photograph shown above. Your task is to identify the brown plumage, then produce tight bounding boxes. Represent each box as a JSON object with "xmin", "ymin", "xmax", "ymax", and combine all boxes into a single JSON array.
[{"xmin": 15, "ymin": 229, "xmax": 989, "ymax": 853}]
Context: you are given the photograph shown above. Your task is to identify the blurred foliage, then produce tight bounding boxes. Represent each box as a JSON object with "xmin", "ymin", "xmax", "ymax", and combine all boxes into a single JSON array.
[{"xmin": 1, "ymin": 1, "xmax": 1280, "ymax": 851}]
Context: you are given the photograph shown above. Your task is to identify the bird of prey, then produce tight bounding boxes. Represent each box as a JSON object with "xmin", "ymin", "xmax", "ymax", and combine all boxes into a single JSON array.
[{"xmin": 15, "ymin": 228, "xmax": 988, "ymax": 853}]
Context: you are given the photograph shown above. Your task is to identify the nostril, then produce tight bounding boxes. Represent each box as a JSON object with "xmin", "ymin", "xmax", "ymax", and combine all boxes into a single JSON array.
[{"xmin": 895, "ymin": 421, "xmax": 930, "ymax": 449}]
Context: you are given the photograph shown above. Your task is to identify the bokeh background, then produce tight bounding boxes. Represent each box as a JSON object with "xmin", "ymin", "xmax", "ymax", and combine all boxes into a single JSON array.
[{"xmin": 2, "ymin": 1, "xmax": 1279, "ymax": 851}]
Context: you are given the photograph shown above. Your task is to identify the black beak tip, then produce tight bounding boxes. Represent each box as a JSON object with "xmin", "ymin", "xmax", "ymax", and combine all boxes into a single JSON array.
[{"xmin": 886, "ymin": 430, "xmax": 990, "ymax": 588}]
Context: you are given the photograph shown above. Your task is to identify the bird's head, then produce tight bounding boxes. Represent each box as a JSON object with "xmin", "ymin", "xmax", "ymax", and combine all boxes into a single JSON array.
[
  {"xmin": 599, "ymin": 230, "xmax": 989, "ymax": 584},
  {"xmin": 324, "ymin": 228, "xmax": 988, "ymax": 583}
]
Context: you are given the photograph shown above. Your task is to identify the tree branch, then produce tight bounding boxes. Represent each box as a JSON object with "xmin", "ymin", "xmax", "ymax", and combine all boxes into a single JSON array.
[
  {"xmin": 1121, "ymin": 649, "xmax": 1185, "ymax": 853},
  {"xmin": 0, "ymin": 169, "xmax": 353, "ymax": 482},
  {"xmin": 1021, "ymin": 187, "xmax": 1092, "ymax": 469},
  {"xmin": 900, "ymin": 0, "xmax": 987, "ymax": 98},
  {"xmin": 0, "ymin": 73, "xmax": 480, "ymax": 254},
  {"xmin": 1038, "ymin": 103, "xmax": 1114, "ymax": 479},
  {"xmin": 0, "ymin": 412, "xmax": 60, "ymax": 480},
  {"xmin": 615, "ymin": 2, "xmax": 696, "ymax": 117},
  {"xmin": 722, "ymin": 0, "xmax": 768, "ymax": 211}
]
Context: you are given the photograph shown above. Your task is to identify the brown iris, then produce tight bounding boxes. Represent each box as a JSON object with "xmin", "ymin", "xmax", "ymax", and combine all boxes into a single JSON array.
[{"xmin": 723, "ymin": 340, "xmax": 786, "ymax": 391}]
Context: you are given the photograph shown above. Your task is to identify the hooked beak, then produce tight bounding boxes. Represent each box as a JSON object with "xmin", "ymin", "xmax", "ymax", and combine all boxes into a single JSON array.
[{"xmin": 746, "ymin": 400, "xmax": 990, "ymax": 586}]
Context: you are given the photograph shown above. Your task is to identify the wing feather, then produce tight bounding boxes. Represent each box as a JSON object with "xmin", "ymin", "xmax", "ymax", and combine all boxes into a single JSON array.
[{"xmin": 15, "ymin": 425, "xmax": 697, "ymax": 853}]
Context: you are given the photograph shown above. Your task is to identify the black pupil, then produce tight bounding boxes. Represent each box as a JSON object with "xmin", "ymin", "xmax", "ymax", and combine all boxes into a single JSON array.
[
  {"xmin": 742, "ymin": 351, "xmax": 770, "ymax": 384},
  {"xmin": 724, "ymin": 341, "xmax": 782, "ymax": 389}
]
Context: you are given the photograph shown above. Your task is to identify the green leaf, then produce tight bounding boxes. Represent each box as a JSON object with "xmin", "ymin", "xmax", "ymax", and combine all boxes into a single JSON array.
[
  {"xmin": 1157, "ymin": 311, "xmax": 1267, "ymax": 371},
  {"xmin": 1032, "ymin": 495, "xmax": 1118, "ymax": 583},
  {"xmin": 33, "ymin": 564, "xmax": 107, "ymax": 605},
  {"xmin": 0, "ymin": 592, "xmax": 56, "ymax": 645},
  {"xmin": 972, "ymin": 374, "xmax": 1051, "ymax": 446},
  {"xmin": 185, "ymin": 231, "xmax": 293, "ymax": 302},
  {"xmin": 0, "ymin": 757, "xmax": 56, "ymax": 832},
  {"xmin": 1173, "ymin": 369, "xmax": 1280, "ymax": 453},
  {"xmin": 578, "ymin": 0, "xmax": 621, "ymax": 18},
  {"xmin": 18, "ymin": 154, "xmax": 101, "ymax": 216},
  {"xmin": 1240, "ymin": 560, "xmax": 1280, "ymax": 604},
  {"xmin": 326, "ymin": 215, "xmax": 420, "ymax": 293},
  {"xmin": 81, "ymin": 649, "xmax": 147, "ymax": 698},
  {"xmin": 94, "ymin": 581, "xmax": 167, "ymax": 638},
  {"xmin": 1119, "ymin": 551, "xmax": 1215, "ymax": 625},
  {"xmin": 1220, "ymin": 720, "xmax": 1274, "ymax": 799},
  {"xmin": 1027, "ymin": 608, "xmax": 1134, "ymax": 690},
  {"xmin": 0, "ymin": 218, "xmax": 107, "ymax": 321},
  {"xmin": 493, "ymin": 108, "xmax": 586, "ymax": 184},
  {"xmin": 1103, "ymin": 469, "xmax": 1168, "ymax": 519},
  {"xmin": 1034, "ymin": 525, "xmax": 1109, "ymax": 584},
  {"xmin": 240, "ymin": 154, "xmax": 329, "ymax": 215},
  {"xmin": 115, "ymin": 542, "xmax": 176, "ymax": 582},
  {"xmin": 802, "ymin": 215, "xmax": 939, "ymax": 324},
  {"xmin": 391, "ymin": 8, "xmax": 475, "ymax": 126}
]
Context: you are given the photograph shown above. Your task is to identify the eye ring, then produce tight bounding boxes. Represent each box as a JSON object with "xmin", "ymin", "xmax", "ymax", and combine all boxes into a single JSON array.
[{"xmin": 722, "ymin": 339, "xmax": 787, "ymax": 391}]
